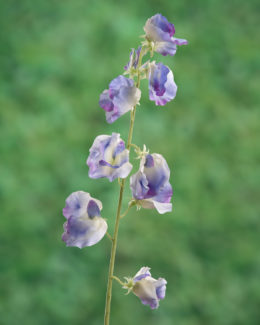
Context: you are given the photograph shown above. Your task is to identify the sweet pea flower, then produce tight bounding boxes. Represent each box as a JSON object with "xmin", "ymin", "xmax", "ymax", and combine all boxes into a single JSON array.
[
  {"xmin": 62, "ymin": 191, "xmax": 107, "ymax": 248},
  {"xmin": 144, "ymin": 13, "xmax": 188, "ymax": 56},
  {"xmin": 149, "ymin": 61, "xmax": 177, "ymax": 106},
  {"xmin": 124, "ymin": 267, "xmax": 167, "ymax": 309},
  {"xmin": 130, "ymin": 153, "xmax": 172, "ymax": 214},
  {"xmin": 87, "ymin": 133, "xmax": 132, "ymax": 182},
  {"xmin": 99, "ymin": 75, "xmax": 141, "ymax": 123}
]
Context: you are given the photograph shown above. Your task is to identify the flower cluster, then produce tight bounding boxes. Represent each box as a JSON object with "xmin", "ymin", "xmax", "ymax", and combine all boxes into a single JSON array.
[{"xmin": 61, "ymin": 13, "xmax": 187, "ymax": 314}]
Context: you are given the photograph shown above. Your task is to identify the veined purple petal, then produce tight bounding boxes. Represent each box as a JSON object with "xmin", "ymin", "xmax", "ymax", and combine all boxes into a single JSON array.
[
  {"xmin": 149, "ymin": 62, "xmax": 177, "ymax": 106},
  {"xmin": 87, "ymin": 133, "xmax": 132, "ymax": 182}
]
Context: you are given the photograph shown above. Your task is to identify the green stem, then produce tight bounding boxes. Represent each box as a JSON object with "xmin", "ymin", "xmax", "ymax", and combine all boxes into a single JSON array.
[
  {"xmin": 104, "ymin": 47, "xmax": 145, "ymax": 325},
  {"xmin": 106, "ymin": 232, "xmax": 113, "ymax": 242},
  {"xmin": 112, "ymin": 275, "xmax": 125, "ymax": 287},
  {"xmin": 120, "ymin": 205, "xmax": 132, "ymax": 219}
]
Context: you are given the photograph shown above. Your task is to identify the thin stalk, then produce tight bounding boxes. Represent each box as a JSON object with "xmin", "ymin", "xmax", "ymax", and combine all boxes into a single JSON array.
[
  {"xmin": 104, "ymin": 47, "xmax": 145, "ymax": 325},
  {"xmin": 112, "ymin": 276, "xmax": 125, "ymax": 287},
  {"xmin": 106, "ymin": 232, "xmax": 113, "ymax": 242}
]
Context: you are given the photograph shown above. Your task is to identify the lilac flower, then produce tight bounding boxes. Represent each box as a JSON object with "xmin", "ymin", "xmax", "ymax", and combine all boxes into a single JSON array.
[
  {"xmin": 87, "ymin": 133, "xmax": 132, "ymax": 182},
  {"xmin": 149, "ymin": 61, "xmax": 177, "ymax": 106},
  {"xmin": 144, "ymin": 13, "xmax": 188, "ymax": 56},
  {"xmin": 62, "ymin": 191, "xmax": 107, "ymax": 248},
  {"xmin": 99, "ymin": 75, "xmax": 141, "ymax": 123},
  {"xmin": 131, "ymin": 267, "xmax": 167, "ymax": 309},
  {"xmin": 130, "ymin": 153, "xmax": 172, "ymax": 214}
]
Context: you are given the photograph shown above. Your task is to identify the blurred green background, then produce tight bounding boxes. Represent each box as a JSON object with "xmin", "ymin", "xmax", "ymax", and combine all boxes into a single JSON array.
[{"xmin": 0, "ymin": 0, "xmax": 259, "ymax": 324}]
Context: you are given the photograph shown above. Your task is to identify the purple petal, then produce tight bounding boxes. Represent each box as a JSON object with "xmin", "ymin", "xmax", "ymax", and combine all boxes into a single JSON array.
[
  {"xmin": 87, "ymin": 200, "xmax": 101, "ymax": 219},
  {"xmin": 99, "ymin": 90, "xmax": 114, "ymax": 112},
  {"xmin": 144, "ymin": 14, "xmax": 174, "ymax": 43},
  {"xmin": 62, "ymin": 215, "xmax": 107, "ymax": 248},
  {"xmin": 143, "ymin": 153, "xmax": 170, "ymax": 197},
  {"xmin": 173, "ymin": 37, "xmax": 188, "ymax": 45},
  {"xmin": 63, "ymin": 191, "xmax": 91, "ymax": 219},
  {"xmin": 144, "ymin": 154, "xmax": 154, "ymax": 168},
  {"xmin": 141, "ymin": 298, "xmax": 158, "ymax": 309},
  {"xmin": 156, "ymin": 278, "xmax": 167, "ymax": 300},
  {"xmin": 130, "ymin": 170, "xmax": 149, "ymax": 200},
  {"xmin": 155, "ymin": 41, "xmax": 178, "ymax": 56},
  {"xmin": 149, "ymin": 62, "xmax": 177, "ymax": 106},
  {"xmin": 149, "ymin": 14, "xmax": 175, "ymax": 37},
  {"xmin": 134, "ymin": 267, "xmax": 152, "ymax": 282},
  {"xmin": 109, "ymin": 75, "xmax": 134, "ymax": 90},
  {"xmin": 153, "ymin": 181, "xmax": 173, "ymax": 204}
]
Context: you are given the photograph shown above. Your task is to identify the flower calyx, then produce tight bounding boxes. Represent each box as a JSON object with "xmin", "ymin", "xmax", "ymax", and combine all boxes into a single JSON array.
[{"xmin": 122, "ymin": 277, "xmax": 135, "ymax": 295}]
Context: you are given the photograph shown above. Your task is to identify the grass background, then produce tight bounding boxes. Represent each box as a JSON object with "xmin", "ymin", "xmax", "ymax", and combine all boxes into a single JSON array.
[{"xmin": 0, "ymin": 0, "xmax": 259, "ymax": 324}]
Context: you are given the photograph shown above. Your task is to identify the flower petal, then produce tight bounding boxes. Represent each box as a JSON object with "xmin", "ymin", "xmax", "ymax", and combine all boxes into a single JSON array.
[
  {"xmin": 62, "ymin": 214, "xmax": 107, "ymax": 248},
  {"xmin": 134, "ymin": 266, "xmax": 151, "ymax": 282},
  {"xmin": 130, "ymin": 170, "xmax": 149, "ymax": 200},
  {"xmin": 63, "ymin": 191, "xmax": 91, "ymax": 219},
  {"xmin": 149, "ymin": 62, "xmax": 177, "ymax": 106},
  {"xmin": 156, "ymin": 278, "xmax": 167, "ymax": 300}
]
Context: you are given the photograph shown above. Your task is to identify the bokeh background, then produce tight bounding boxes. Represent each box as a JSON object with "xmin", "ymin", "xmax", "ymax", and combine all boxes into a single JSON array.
[{"xmin": 0, "ymin": 0, "xmax": 259, "ymax": 324}]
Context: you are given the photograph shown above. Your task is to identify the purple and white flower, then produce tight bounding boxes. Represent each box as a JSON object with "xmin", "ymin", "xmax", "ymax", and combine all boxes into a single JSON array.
[
  {"xmin": 87, "ymin": 133, "xmax": 132, "ymax": 182},
  {"xmin": 144, "ymin": 13, "xmax": 188, "ymax": 56},
  {"xmin": 149, "ymin": 61, "xmax": 177, "ymax": 106},
  {"xmin": 130, "ymin": 267, "xmax": 167, "ymax": 309},
  {"xmin": 130, "ymin": 153, "xmax": 172, "ymax": 214},
  {"xmin": 99, "ymin": 75, "xmax": 141, "ymax": 123},
  {"xmin": 62, "ymin": 191, "xmax": 107, "ymax": 248}
]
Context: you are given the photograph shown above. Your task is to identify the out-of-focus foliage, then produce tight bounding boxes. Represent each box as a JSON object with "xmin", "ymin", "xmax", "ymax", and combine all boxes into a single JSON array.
[{"xmin": 0, "ymin": 0, "xmax": 259, "ymax": 324}]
